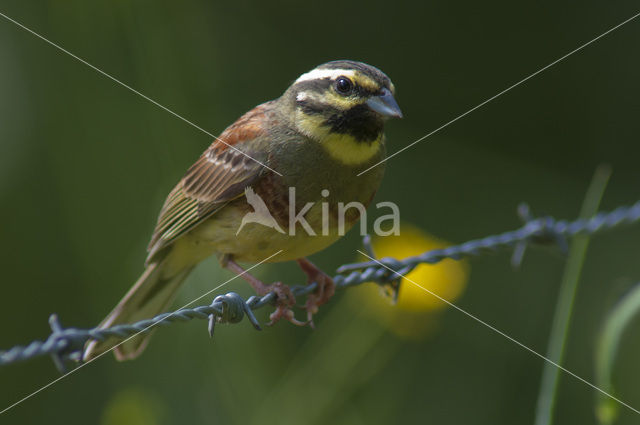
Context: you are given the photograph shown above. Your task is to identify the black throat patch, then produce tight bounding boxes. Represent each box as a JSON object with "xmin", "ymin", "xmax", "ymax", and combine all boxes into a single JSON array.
[
  {"xmin": 323, "ymin": 104, "xmax": 383, "ymax": 143},
  {"xmin": 297, "ymin": 97, "xmax": 383, "ymax": 143}
]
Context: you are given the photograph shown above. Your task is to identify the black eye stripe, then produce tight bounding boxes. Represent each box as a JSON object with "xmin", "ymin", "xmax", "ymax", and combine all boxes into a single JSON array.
[
  {"xmin": 293, "ymin": 78, "xmax": 333, "ymax": 93},
  {"xmin": 354, "ymin": 84, "xmax": 377, "ymax": 97},
  {"xmin": 297, "ymin": 99, "xmax": 330, "ymax": 115}
]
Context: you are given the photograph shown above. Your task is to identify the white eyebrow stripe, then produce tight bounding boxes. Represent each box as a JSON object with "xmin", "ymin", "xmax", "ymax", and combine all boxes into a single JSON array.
[{"xmin": 294, "ymin": 68, "xmax": 356, "ymax": 83}]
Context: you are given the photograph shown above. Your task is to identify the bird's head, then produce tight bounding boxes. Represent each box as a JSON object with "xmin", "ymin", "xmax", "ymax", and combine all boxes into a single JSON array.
[{"xmin": 281, "ymin": 60, "xmax": 402, "ymax": 165}]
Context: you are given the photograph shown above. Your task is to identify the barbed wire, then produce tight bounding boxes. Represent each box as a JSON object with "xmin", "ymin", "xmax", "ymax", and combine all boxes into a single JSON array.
[{"xmin": 1, "ymin": 200, "xmax": 639, "ymax": 373}]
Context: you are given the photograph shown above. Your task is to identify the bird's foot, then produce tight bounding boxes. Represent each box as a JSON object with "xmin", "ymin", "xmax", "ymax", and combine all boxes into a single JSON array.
[
  {"xmin": 221, "ymin": 255, "xmax": 307, "ymax": 326},
  {"xmin": 264, "ymin": 282, "xmax": 306, "ymax": 327},
  {"xmin": 297, "ymin": 258, "xmax": 336, "ymax": 328}
]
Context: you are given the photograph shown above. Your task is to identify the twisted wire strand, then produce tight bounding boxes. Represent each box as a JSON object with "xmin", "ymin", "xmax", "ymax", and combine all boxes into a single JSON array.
[{"xmin": 1, "ymin": 200, "xmax": 639, "ymax": 372}]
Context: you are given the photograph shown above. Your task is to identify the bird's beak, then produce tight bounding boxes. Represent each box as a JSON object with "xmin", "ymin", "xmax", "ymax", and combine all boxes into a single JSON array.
[{"xmin": 366, "ymin": 88, "xmax": 403, "ymax": 118}]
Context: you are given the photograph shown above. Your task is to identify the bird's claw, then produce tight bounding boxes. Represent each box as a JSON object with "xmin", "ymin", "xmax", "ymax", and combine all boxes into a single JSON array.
[
  {"xmin": 264, "ymin": 282, "xmax": 307, "ymax": 326},
  {"xmin": 267, "ymin": 305, "xmax": 307, "ymax": 327},
  {"xmin": 264, "ymin": 268, "xmax": 336, "ymax": 328}
]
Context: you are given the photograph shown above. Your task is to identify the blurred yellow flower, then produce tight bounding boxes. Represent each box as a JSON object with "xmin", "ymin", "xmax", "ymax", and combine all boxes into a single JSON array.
[
  {"xmin": 101, "ymin": 388, "xmax": 163, "ymax": 425},
  {"xmin": 351, "ymin": 222, "xmax": 470, "ymax": 339}
]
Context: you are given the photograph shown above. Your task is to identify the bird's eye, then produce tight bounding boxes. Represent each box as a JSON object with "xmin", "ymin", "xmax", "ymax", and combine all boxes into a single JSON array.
[{"xmin": 335, "ymin": 77, "xmax": 353, "ymax": 95}]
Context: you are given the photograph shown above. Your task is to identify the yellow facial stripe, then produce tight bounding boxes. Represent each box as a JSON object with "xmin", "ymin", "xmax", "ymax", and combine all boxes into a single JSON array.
[
  {"xmin": 295, "ymin": 108, "xmax": 330, "ymax": 140},
  {"xmin": 325, "ymin": 91, "xmax": 364, "ymax": 109},
  {"xmin": 295, "ymin": 110, "xmax": 382, "ymax": 165},
  {"xmin": 351, "ymin": 72, "xmax": 379, "ymax": 92}
]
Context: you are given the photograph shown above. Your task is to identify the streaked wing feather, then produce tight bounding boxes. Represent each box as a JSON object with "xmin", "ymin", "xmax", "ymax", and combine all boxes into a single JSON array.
[{"xmin": 146, "ymin": 102, "xmax": 273, "ymax": 262}]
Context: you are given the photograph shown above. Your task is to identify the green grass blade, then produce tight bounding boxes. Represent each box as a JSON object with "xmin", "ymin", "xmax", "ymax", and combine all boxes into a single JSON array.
[
  {"xmin": 595, "ymin": 282, "xmax": 640, "ymax": 424},
  {"xmin": 533, "ymin": 165, "xmax": 611, "ymax": 425}
]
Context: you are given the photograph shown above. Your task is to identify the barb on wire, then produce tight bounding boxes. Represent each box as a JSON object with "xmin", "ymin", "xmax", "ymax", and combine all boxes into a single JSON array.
[{"xmin": 1, "ymin": 200, "xmax": 640, "ymax": 373}]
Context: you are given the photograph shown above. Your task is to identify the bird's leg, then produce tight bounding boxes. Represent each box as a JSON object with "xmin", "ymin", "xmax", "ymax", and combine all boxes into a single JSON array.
[
  {"xmin": 296, "ymin": 258, "xmax": 336, "ymax": 328},
  {"xmin": 221, "ymin": 255, "xmax": 306, "ymax": 326}
]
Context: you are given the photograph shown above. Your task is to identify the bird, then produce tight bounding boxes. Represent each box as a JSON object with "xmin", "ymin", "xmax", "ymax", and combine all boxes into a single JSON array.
[{"xmin": 83, "ymin": 60, "xmax": 402, "ymax": 361}]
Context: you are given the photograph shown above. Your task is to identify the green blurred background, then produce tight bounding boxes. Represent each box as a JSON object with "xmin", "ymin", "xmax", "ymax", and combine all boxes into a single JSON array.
[{"xmin": 1, "ymin": 1, "xmax": 640, "ymax": 424}]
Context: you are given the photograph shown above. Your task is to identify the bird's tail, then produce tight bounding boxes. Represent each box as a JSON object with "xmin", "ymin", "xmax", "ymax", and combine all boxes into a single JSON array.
[{"xmin": 82, "ymin": 259, "xmax": 193, "ymax": 362}]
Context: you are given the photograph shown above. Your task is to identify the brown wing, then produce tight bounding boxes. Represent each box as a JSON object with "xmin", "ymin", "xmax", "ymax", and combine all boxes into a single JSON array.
[{"xmin": 146, "ymin": 102, "xmax": 275, "ymax": 263}]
